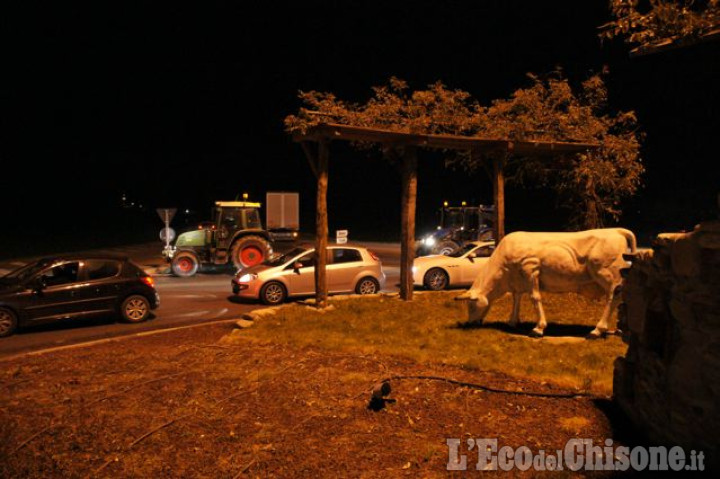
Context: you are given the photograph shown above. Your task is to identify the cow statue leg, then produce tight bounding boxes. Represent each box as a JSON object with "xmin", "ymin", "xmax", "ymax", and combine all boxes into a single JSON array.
[
  {"xmin": 529, "ymin": 275, "xmax": 548, "ymax": 337},
  {"xmin": 508, "ymin": 293, "xmax": 522, "ymax": 328},
  {"xmin": 588, "ymin": 268, "xmax": 622, "ymax": 339},
  {"xmin": 521, "ymin": 259, "xmax": 547, "ymax": 337}
]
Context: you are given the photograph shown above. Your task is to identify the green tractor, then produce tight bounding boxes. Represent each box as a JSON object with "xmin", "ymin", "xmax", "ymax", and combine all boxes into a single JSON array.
[{"xmin": 163, "ymin": 201, "xmax": 274, "ymax": 277}]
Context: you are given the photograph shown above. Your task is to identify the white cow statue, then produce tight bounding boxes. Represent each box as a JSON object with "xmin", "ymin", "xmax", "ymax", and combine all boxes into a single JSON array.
[{"xmin": 455, "ymin": 228, "xmax": 636, "ymax": 338}]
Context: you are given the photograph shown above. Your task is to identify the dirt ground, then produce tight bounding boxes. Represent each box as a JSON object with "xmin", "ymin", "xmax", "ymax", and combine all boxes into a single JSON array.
[{"xmin": 0, "ymin": 322, "xmax": 631, "ymax": 478}]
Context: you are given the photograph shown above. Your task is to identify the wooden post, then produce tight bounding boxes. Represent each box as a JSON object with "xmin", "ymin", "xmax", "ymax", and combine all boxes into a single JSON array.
[
  {"xmin": 314, "ymin": 140, "xmax": 329, "ymax": 308},
  {"xmin": 400, "ymin": 146, "xmax": 418, "ymax": 301},
  {"xmin": 492, "ymin": 155, "xmax": 506, "ymax": 242}
]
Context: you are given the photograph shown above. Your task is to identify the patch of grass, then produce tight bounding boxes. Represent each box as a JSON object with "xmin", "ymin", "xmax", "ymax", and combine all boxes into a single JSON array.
[
  {"xmin": 559, "ymin": 416, "xmax": 592, "ymax": 434},
  {"xmin": 1, "ymin": 322, "xmax": 622, "ymax": 478},
  {"xmin": 245, "ymin": 292, "xmax": 627, "ymax": 394}
]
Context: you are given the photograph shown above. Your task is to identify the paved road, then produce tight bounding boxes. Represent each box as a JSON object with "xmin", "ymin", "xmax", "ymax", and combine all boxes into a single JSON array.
[{"xmin": 0, "ymin": 241, "xmax": 401, "ymax": 358}]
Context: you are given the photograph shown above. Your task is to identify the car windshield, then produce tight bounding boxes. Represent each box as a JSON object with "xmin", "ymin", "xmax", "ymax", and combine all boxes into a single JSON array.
[
  {"xmin": 2, "ymin": 258, "xmax": 54, "ymax": 282},
  {"xmin": 265, "ymin": 247, "xmax": 307, "ymax": 266},
  {"xmin": 448, "ymin": 243, "xmax": 479, "ymax": 258}
]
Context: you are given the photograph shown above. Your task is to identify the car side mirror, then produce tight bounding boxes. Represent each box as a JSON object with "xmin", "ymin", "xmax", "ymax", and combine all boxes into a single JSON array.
[
  {"xmin": 293, "ymin": 262, "xmax": 302, "ymax": 273},
  {"xmin": 467, "ymin": 253, "xmax": 476, "ymax": 262}
]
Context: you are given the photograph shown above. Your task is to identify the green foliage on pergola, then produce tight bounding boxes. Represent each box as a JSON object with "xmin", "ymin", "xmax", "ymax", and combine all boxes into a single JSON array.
[
  {"xmin": 286, "ymin": 73, "xmax": 643, "ymax": 229},
  {"xmin": 600, "ymin": 0, "xmax": 720, "ymax": 56}
]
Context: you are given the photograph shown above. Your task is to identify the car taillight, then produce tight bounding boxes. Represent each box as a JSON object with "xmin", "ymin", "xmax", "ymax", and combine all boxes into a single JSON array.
[
  {"xmin": 368, "ymin": 251, "xmax": 379, "ymax": 261},
  {"xmin": 141, "ymin": 276, "xmax": 155, "ymax": 287}
]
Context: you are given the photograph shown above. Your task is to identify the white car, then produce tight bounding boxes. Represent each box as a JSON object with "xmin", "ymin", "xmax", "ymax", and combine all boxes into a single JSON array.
[
  {"xmin": 232, "ymin": 245, "xmax": 386, "ymax": 304},
  {"xmin": 413, "ymin": 241, "xmax": 495, "ymax": 290}
]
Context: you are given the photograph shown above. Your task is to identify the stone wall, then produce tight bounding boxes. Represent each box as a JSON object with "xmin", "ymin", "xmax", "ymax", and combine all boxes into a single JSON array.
[{"xmin": 614, "ymin": 220, "xmax": 720, "ymax": 466}]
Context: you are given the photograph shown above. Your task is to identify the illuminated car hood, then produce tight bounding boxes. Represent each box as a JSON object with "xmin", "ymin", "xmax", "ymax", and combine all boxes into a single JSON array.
[
  {"xmin": 235, "ymin": 264, "xmax": 274, "ymax": 278},
  {"xmin": 413, "ymin": 254, "xmax": 489, "ymax": 272},
  {"xmin": 414, "ymin": 254, "xmax": 459, "ymax": 266}
]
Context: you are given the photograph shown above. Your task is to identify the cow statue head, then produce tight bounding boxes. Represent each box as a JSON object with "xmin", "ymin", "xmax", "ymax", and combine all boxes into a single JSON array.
[{"xmin": 455, "ymin": 290, "xmax": 490, "ymax": 323}]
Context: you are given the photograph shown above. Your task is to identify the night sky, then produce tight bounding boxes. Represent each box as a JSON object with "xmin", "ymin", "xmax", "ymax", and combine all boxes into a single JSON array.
[{"xmin": 3, "ymin": 1, "xmax": 719, "ymax": 254}]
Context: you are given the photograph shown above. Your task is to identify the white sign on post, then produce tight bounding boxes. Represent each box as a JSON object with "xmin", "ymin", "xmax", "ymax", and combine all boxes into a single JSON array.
[
  {"xmin": 160, "ymin": 227, "xmax": 176, "ymax": 243},
  {"xmin": 156, "ymin": 208, "xmax": 177, "ymax": 248},
  {"xmin": 336, "ymin": 230, "xmax": 348, "ymax": 244}
]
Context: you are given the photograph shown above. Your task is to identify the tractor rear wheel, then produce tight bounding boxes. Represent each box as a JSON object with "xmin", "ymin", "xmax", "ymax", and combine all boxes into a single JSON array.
[{"xmin": 231, "ymin": 235, "xmax": 272, "ymax": 269}]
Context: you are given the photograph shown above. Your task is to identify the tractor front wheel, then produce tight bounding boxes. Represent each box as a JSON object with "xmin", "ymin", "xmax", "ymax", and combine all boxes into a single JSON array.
[
  {"xmin": 231, "ymin": 235, "xmax": 272, "ymax": 269},
  {"xmin": 171, "ymin": 251, "xmax": 200, "ymax": 277}
]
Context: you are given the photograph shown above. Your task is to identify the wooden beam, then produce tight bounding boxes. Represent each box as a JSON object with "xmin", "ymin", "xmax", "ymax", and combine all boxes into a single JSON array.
[
  {"xmin": 400, "ymin": 146, "xmax": 418, "ymax": 301},
  {"xmin": 293, "ymin": 123, "xmax": 599, "ymax": 155},
  {"xmin": 629, "ymin": 28, "xmax": 720, "ymax": 58},
  {"xmin": 314, "ymin": 140, "xmax": 329, "ymax": 307},
  {"xmin": 492, "ymin": 156, "xmax": 506, "ymax": 242}
]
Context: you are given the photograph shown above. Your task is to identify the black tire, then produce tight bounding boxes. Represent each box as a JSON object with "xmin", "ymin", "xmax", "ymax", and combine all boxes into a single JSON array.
[
  {"xmin": 436, "ymin": 241, "xmax": 459, "ymax": 256},
  {"xmin": 0, "ymin": 307, "xmax": 18, "ymax": 338},
  {"xmin": 260, "ymin": 281, "xmax": 287, "ymax": 305},
  {"xmin": 355, "ymin": 277, "xmax": 380, "ymax": 295},
  {"xmin": 171, "ymin": 251, "xmax": 200, "ymax": 277},
  {"xmin": 120, "ymin": 295, "xmax": 151, "ymax": 323},
  {"xmin": 231, "ymin": 235, "xmax": 272, "ymax": 269},
  {"xmin": 423, "ymin": 268, "xmax": 449, "ymax": 291}
]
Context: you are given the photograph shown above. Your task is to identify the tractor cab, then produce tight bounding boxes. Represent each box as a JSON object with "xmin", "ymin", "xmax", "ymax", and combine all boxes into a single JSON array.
[
  {"xmin": 441, "ymin": 206, "xmax": 480, "ymax": 239},
  {"xmin": 213, "ymin": 202, "xmax": 263, "ymax": 249}
]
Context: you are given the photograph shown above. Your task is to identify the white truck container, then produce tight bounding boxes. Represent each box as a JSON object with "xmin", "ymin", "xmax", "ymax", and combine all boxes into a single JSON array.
[{"xmin": 265, "ymin": 192, "xmax": 299, "ymax": 241}]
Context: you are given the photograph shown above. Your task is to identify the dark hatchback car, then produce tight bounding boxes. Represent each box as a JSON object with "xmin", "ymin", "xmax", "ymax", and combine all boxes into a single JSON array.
[{"xmin": 0, "ymin": 255, "xmax": 160, "ymax": 337}]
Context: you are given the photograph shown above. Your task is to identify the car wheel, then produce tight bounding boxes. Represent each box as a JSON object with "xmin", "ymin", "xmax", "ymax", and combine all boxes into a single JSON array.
[
  {"xmin": 0, "ymin": 308, "xmax": 18, "ymax": 338},
  {"xmin": 121, "ymin": 295, "xmax": 151, "ymax": 323},
  {"xmin": 423, "ymin": 268, "xmax": 449, "ymax": 291},
  {"xmin": 436, "ymin": 241, "xmax": 459, "ymax": 256},
  {"xmin": 172, "ymin": 251, "xmax": 199, "ymax": 277},
  {"xmin": 260, "ymin": 281, "xmax": 286, "ymax": 305},
  {"xmin": 231, "ymin": 235, "xmax": 272, "ymax": 269},
  {"xmin": 355, "ymin": 277, "xmax": 380, "ymax": 295}
]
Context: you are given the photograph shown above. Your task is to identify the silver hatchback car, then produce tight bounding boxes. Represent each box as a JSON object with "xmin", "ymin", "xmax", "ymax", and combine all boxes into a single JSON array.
[{"xmin": 231, "ymin": 245, "xmax": 386, "ymax": 305}]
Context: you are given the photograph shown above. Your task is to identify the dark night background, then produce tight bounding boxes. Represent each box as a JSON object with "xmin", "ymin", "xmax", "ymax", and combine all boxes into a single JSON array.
[{"xmin": 2, "ymin": 1, "xmax": 718, "ymax": 257}]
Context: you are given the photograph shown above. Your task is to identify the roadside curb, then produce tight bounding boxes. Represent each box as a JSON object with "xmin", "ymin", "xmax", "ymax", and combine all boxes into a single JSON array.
[
  {"xmin": 240, "ymin": 307, "xmax": 280, "ymax": 322},
  {"xmin": 3, "ymin": 292, "xmax": 421, "ymax": 362},
  {"xmin": 233, "ymin": 291, "xmax": 416, "ymax": 325},
  {"xmin": 0, "ymin": 318, "xmax": 240, "ymax": 363}
]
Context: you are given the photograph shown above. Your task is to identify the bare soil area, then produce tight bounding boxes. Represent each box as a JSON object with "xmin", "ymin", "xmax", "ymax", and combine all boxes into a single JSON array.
[{"xmin": 1, "ymin": 321, "xmax": 628, "ymax": 478}]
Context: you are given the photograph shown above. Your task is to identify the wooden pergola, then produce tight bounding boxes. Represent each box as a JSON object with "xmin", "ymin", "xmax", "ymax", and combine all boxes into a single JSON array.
[
  {"xmin": 629, "ymin": 28, "xmax": 720, "ymax": 57},
  {"xmin": 293, "ymin": 123, "xmax": 598, "ymax": 307}
]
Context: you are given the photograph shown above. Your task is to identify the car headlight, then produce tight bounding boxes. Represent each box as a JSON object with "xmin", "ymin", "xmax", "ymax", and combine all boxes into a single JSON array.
[
  {"xmin": 238, "ymin": 273, "xmax": 258, "ymax": 283},
  {"xmin": 424, "ymin": 236, "xmax": 436, "ymax": 247},
  {"xmin": 412, "ymin": 266, "xmax": 417, "ymax": 274}
]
